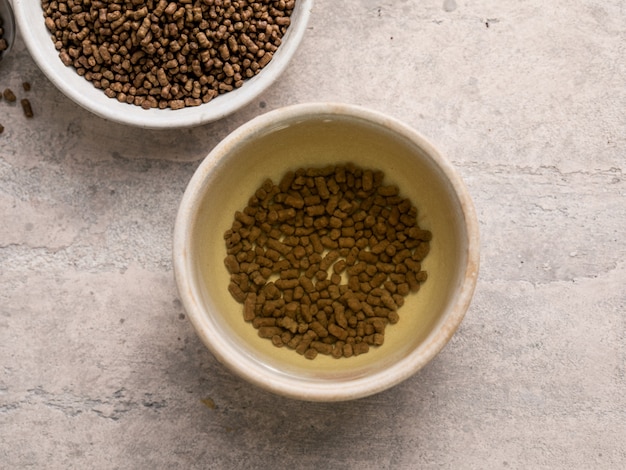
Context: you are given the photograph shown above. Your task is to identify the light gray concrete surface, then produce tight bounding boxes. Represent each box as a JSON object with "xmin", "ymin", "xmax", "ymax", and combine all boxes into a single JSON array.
[{"xmin": 1, "ymin": 0, "xmax": 624, "ymax": 468}]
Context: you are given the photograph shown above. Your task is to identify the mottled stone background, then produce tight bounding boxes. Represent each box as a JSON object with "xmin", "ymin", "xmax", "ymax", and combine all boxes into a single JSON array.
[{"xmin": 1, "ymin": 0, "xmax": 624, "ymax": 468}]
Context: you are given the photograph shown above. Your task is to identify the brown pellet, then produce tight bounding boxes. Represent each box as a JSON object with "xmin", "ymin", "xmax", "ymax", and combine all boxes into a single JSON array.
[
  {"xmin": 271, "ymin": 335, "xmax": 284, "ymax": 347},
  {"xmin": 353, "ymin": 342, "xmax": 370, "ymax": 356},
  {"xmin": 3, "ymin": 88, "xmax": 16, "ymax": 102},
  {"xmin": 228, "ymin": 282, "xmax": 247, "ymax": 303},
  {"xmin": 224, "ymin": 254, "xmax": 240, "ymax": 274},
  {"xmin": 243, "ymin": 294, "xmax": 257, "ymax": 322},
  {"xmin": 303, "ymin": 348, "xmax": 318, "ymax": 360},
  {"xmin": 258, "ymin": 326, "xmax": 284, "ymax": 339},
  {"xmin": 224, "ymin": 165, "xmax": 432, "ymax": 359},
  {"xmin": 21, "ymin": 99, "xmax": 34, "ymax": 118},
  {"xmin": 253, "ymin": 317, "xmax": 277, "ymax": 328},
  {"xmin": 311, "ymin": 341, "xmax": 333, "ymax": 355},
  {"xmin": 328, "ymin": 323, "xmax": 348, "ymax": 341}
]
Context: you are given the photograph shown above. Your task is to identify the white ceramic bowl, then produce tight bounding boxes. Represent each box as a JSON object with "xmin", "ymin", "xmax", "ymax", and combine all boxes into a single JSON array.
[
  {"xmin": 173, "ymin": 103, "xmax": 480, "ymax": 401},
  {"xmin": 13, "ymin": 0, "xmax": 312, "ymax": 128}
]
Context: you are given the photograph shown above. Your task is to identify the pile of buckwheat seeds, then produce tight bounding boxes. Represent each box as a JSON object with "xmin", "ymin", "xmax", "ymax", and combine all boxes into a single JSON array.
[
  {"xmin": 41, "ymin": 0, "xmax": 294, "ymax": 110},
  {"xmin": 224, "ymin": 164, "xmax": 432, "ymax": 360}
]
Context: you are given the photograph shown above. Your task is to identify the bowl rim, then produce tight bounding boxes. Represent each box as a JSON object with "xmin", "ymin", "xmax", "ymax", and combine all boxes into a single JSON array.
[
  {"xmin": 13, "ymin": 0, "xmax": 313, "ymax": 128},
  {"xmin": 173, "ymin": 102, "xmax": 480, "ymax": 401}
]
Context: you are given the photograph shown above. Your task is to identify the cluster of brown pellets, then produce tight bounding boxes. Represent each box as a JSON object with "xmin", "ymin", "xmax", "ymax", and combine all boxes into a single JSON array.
[
  {"xmin": 0, "ymin": 15, "xmax": 8, "ymax": 54},
  {"xmin": 224, "ymin": 164, "xmax": 432, "ymax": 360},
  {"xmin": 41, "ymin": 0, "xmax": 294, "ymax": 110},
  {"xmin": 1, "ymin": 10, "xmax": 35, "ymax": 131},
  {"xmin": 0, "ymin": 84, "xmax": 34, "ymax": 135}
]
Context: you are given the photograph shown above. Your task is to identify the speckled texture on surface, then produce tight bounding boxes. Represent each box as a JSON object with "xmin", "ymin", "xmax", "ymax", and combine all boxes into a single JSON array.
[{"xmin": 1, "ymin": 0, "xmax": 625, "ymax": 468}]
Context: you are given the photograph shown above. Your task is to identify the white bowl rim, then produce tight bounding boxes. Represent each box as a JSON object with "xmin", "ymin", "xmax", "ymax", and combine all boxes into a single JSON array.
[
  {"xmin": 13, "ymin": 0, "xmax": 313, "ymax": 128},
  {"xmin": 173, "ymin": 102, "xmax": 480, "ymax": 401}
]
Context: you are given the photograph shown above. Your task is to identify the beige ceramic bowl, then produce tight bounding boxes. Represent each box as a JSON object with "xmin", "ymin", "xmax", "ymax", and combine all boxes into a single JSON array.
[
  {"xmin": 173, "ymin": 103, "xmax": 479, "ymax": 401},
  {"xmin": 13, "ymin": 0, "xmax": 312, "ymax": 128}
]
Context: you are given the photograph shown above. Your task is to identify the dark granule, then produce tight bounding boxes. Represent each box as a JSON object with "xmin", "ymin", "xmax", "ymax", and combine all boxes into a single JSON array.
[{"xmin": 3, "ymin": 88, "xmax": 16, "ymax": 102}]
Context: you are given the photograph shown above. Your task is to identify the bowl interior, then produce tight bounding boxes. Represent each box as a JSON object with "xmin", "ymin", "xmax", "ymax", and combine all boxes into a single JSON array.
[
  {"xmin": 13, "ymin": 0, "xmax": 312, "ymax": 128},
  {"xmin": 177, "ymin": 105, "xmax": 478, "ymax": 399}
]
